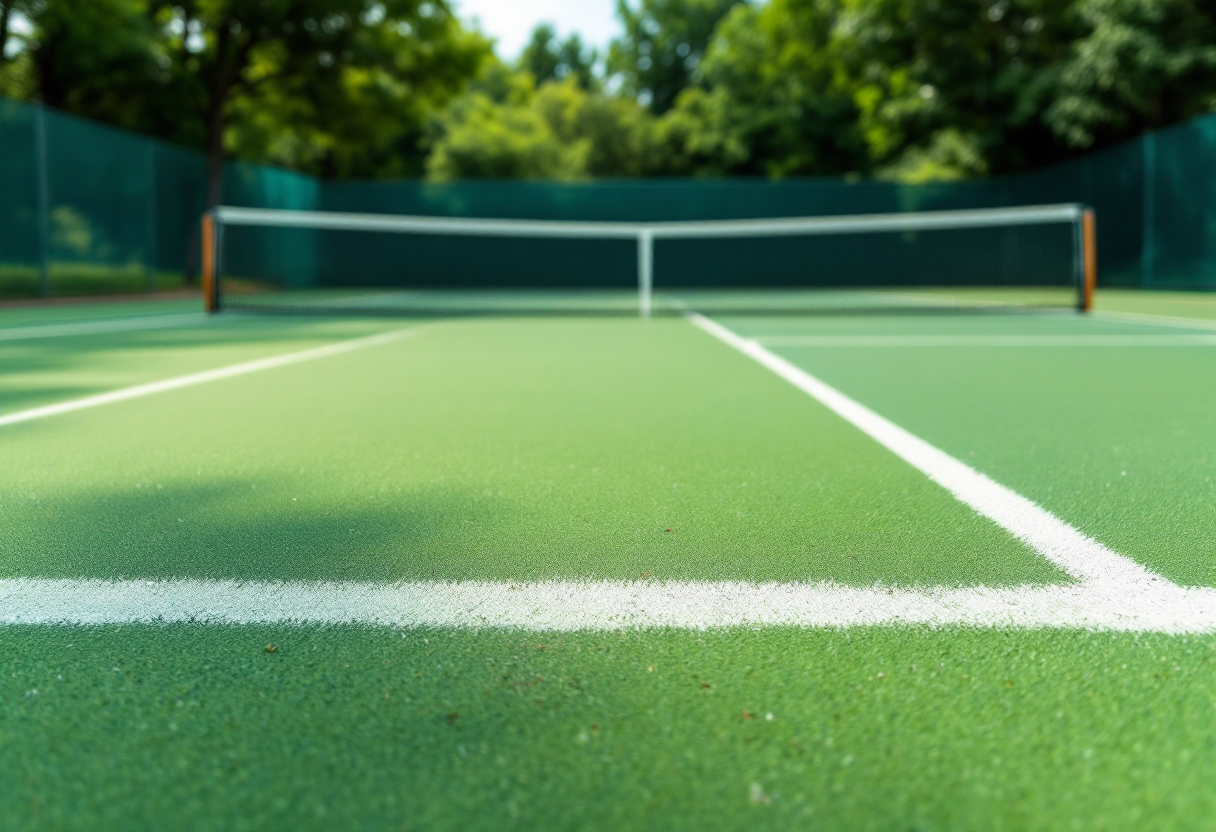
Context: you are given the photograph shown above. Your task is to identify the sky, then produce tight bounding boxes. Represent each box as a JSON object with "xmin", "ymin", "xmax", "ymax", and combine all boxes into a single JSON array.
[{"xmin": 454, "ymin": 0, "xmax": 622, "ymax": 60}]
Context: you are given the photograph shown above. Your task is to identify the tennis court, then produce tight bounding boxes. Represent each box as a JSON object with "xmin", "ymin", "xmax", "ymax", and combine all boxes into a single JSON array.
[{"xmin": 4, "ymin": 284, "xmax": 1216, "ymax": 829}]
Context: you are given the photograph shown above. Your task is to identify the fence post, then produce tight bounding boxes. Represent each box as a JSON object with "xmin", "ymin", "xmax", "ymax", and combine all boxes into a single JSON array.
[
  {"xmin": 1141, "ymin": 131, "xmax": 1156, "ymax": 288},
  {"xmin": 145, "ymin": 139, "xmax": 157, "ymax": 292},
  {"xmin": 33, "ymin": 102, "xmax": 51, "ymax": 298}
]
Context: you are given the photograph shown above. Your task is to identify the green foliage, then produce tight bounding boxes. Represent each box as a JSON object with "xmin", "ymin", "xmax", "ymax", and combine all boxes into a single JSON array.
[
  {"xmin": 10, "ymin": 0, "xmax": 1216, "ymax": 182},
  {"xmin": 519, "ymin": 23, "xmax": 598, "ymax": 90},
  {"xmin": 27, "ymin": 0, "xmax": 167, "ymax": 132},
  {"xmin": 831, "ymin": 0, "xmax": 1088, "ymax": 175},
  {"xmin": 426, "ymin": 68, "xmax": 659, "ymax": 180},
  {"xmin": 608, "ymin": 0, "xmax": 743, "ymax": 114},
  {"xmin": 874, "ymin": 128, "xmax": 988, "ymax": 183},
  {"xmin": 0, "ymin": 1, "xmax": 40, "ymax": 98},
  {"xmin": 653, "ymin": 0, "xmax": 870, "ymax": 177},
  {"xmin": 221, "ymin": 2, "xmax": 489, "ymax": 178},
  {"xmin": 653, "ymin": 0, "xmax": 1216, "ymax": 179},
  {"xmin": 18, "ymin": 0, "xmax": 489, "ymax": 187},
  {"xmin": 1047, "ymin": 0, "xmax": 1216, "ymax": 149}
]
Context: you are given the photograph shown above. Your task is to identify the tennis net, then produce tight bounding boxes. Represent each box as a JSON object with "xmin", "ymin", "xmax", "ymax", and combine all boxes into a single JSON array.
[{"xmin": 203, "ymin": 204, "xmax": 1096, "ymax": 316}]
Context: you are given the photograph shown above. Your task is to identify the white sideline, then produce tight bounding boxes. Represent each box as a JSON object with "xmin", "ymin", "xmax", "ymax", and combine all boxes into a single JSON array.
[
  {"xmin": 0, "ymin": 313, "xmax": 207, "ymax": 342},
  {"xmin": 688, "ymin": 313, "xmax": 1174, "ymax": 592},
  {"xmin": 0, "ymin": 327, "xmax": 420, "ymax": 429},
  {"xmin": 755, "ymin": 334, "xmax": 1216, "ymax": 348}
]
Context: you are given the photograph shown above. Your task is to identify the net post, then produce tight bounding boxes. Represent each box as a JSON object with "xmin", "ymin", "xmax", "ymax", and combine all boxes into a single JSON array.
[
  {"xmin": 201, "ymin": 211, "xmax": 218, "ymax": 313},
  {"xmin": 1081, "ymin": 208, "xmax": 1097, "ymax": 312},
  {"xmin": 638, "ymin": 229, "xmax": 653, "ymax": 318}
]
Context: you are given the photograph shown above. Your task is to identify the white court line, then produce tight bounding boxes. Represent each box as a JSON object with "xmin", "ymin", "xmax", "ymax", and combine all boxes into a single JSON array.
[
  {"xmin": 1090, "ymin": 309, "xmax": 1216, "ymax": 332},
  {"xmin": 0, "ymin": 313, "xmax": 207, "ymax": 342},
  {"xmin": 755, "ymin": 334, "xmax": 1216, "ymax": 348},
  {"xmin": 1, "ymin": 578, "xmax": 1213, "ymax": 632},
  {"xmin": 688, "ymin": 313, "xmax": 1160, "ymax": 588},
  {"xmin": 2, "ymin": 315, "xmax": 1210, "ymax": 632},
  {"xmin": 0, "ymin": 327, "xmax": 420, "ymax": 429}
]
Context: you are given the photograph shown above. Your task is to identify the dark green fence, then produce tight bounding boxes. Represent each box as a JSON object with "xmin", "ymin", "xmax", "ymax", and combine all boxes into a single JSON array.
[
  {"xmin": 3, "ymin": 94, "xmax": 1216, "ymax": 299},
  {"xmin": 0, "ymin": 98, "xmax": 317, "ymax": 299}
]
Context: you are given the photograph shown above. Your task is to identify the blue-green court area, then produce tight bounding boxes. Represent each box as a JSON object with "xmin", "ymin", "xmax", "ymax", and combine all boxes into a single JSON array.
[{"xmin": 3, "ymin": 292, "xmax": 1216, "ymax": 830}]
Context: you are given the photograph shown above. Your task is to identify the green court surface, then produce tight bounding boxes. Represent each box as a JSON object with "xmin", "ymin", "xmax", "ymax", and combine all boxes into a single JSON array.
[{"xmin": 3, "ymin": 293, "xmax": 1216, "ymax": 830}]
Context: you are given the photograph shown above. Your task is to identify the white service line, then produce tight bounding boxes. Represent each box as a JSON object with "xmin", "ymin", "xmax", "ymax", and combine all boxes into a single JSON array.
[
  {"xmin": 755, "ymin": 334, "xmax": 1216, "ymax": 348},
  {"xmin": 1089, "ymin": 309, "xmax": 1216, "ymax": 332},
  {"xmin": 0, "ymin": 327, "xmax": 420, "ymax": 429},
  {"xmin": 0, "ymin": 313, "xmax": 207, "ymax": 342},
  {"xmin": 2, "ymin": 577, "xmax": 1214, "ymax": 632}
]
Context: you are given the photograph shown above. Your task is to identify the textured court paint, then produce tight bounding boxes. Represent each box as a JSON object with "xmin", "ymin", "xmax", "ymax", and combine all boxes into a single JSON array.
[
  {"xmin": 1091, "ymin": 311, "xmax": 1216, "ymax": 331},
  {"xmin": 0, "ymin": 298, "xmax": 203, "ymax": 327},
  {"xmin": 5, "ymin": 626, "xmax": 1216, "ymax": 832},
  {"xmin": 0, "ymin": 319, "xmax": 1058, "ymax": 587},
  {"xmin": 689, "ymin": 313, "xmax": 1159, "ymax": 589},
  {"xmin": 733, "ymin": 322, "xmax": 1216, "ymax": 588},
  {"xmin": 5, "ymin": 297, "xmax": 1216, "ymax": 831},
  {"xmin": 0, "ymin": 313, "xmax": 207, "ymax": 341},
  {"xmin": 2, "ymin": 576, "xmax": 1214, "ymax": 632},
  {"xmin": 1095, "ymin": 289, "xmax": 1216, "ymax": 323},
  {"xmin": 0, "ymin": 327, "xmax": 421, "ymax": 428},
  {"xmin": 755, "ymin": 334, "xmax": 1216, "ymax": 347},
  {"xmin": 0, "ymin": 317, "xmax": 408, "ymax": 417}
]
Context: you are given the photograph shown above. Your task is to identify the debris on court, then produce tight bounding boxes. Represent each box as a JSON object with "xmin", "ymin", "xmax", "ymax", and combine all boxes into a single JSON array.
[{"xmin": 749, "ymin": 783, "xmax": 771, "ymax": 805}]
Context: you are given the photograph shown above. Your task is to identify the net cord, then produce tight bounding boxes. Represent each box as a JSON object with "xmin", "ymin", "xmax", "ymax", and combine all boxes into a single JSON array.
[
  {"xmin": 214, "ymin": 204, "xmax": 1083, "ymax": 238},
  {"xmin": 209, "ymin": 204, "xmax": 1090, "ymax": 316}
]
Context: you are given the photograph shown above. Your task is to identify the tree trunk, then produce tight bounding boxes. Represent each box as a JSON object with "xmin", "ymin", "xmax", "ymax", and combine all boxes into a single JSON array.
[{"xmin": 0, "ymin": 4, "xmax": 11, "ymax": 67}]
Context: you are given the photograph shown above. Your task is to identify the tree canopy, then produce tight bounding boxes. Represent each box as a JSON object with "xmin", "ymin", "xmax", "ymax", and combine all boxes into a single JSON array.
[{"xmin": 4, "ymin": 0, "xmax": 1216, "ymax": 183}]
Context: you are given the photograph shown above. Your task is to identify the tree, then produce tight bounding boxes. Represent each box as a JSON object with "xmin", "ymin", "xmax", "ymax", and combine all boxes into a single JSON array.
[
  {"xmin": 426, "ymin": 66, "xmax": 659, "ymax": 180},
  {"xmin": 831, "ymin": 0, "xmax": 1087, "ymax": 177},
  {"xmin": 654, "ymin": 0, "xmax": 869, "ymax": 177},
  {"xmin": 0, "ymin": 0, "xmax": 38, "ymax": 98},
  {"xmin": 24, "ymin": 0, "xmax": 488, "ymax": 201},
  {"xmin": 28, "ymin": 0, "xmax": 168, "ymax": 130},
  {"xmin": 608, "ymin": 0, "xmax": 743, "ymax": 114},
  {"xmin": 1046, "ymin": 0, "xmax": 1216, "ymax": 150},
  {"xmin": 519, "ymin": 23, "xmax": 598, "ymax": 89},
  {"xmin": 219, "ymin": 5, "xmax": 489, "ymax": 178}
]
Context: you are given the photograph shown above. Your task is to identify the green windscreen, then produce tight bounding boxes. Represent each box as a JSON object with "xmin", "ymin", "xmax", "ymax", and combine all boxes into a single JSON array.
[
  {"xmin": 4, "ymin": 94, "xmax": 1216, "ymax": 301},
  {"xmin": 0, "ymin": 99, "xmax": 42, "ymax": 297},
  {"xmin": 0, "ymin": 98, "xmax": 315, "ymax": 300}
]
